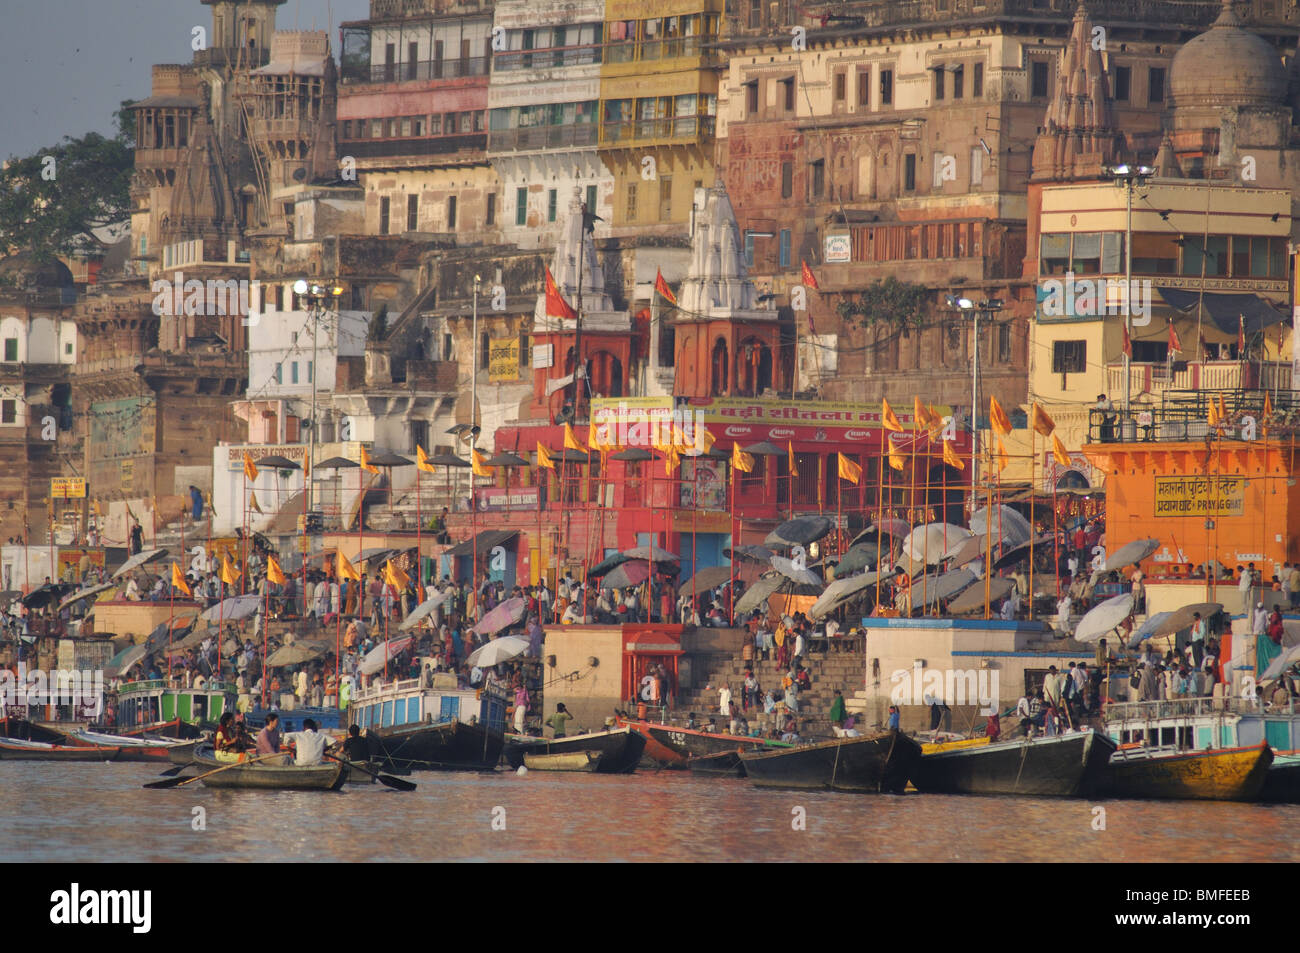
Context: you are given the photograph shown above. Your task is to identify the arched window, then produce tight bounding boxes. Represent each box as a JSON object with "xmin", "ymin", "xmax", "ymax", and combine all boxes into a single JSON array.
[{"xmin": 711, "ymin": 338, "xmax": 729, "ymax": 396}]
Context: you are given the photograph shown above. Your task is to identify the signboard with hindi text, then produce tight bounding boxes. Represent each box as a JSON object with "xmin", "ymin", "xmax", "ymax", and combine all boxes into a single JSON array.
[
  {"xmin": 50, "ymin": 478, "xmax": 86, "ymax": 499},
  {"xmin": 1153, "ymin": 475, "xmax": 1246, "ymax": 517},
  {"xmin": 489, "ymin": 338, "xmax": 520, "ymax": 382}
]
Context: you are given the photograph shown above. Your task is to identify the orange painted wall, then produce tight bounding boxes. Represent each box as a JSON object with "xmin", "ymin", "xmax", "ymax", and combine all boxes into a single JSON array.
[{"xmin": 1087, "ymin": 439, "xmax": 1300, "ymax": 580}]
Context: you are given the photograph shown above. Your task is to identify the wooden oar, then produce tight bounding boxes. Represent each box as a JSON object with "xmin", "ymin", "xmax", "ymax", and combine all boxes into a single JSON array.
[
  {"xmin": 324, "ymin": 752, "xmax": 416, "ymax": 792},
  {"xmin": 143, "ymin": 752, "xmax": 283, "ymax": 789},
  {"xmin": 157, "ymin": 761, "xmax": 195, "ymax": 777}
]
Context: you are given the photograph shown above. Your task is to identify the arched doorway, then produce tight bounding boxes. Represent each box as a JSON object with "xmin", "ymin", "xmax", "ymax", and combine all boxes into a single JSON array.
[
  {"xmin": 736, "ymin": 337, "xmax": 773, "ymax": 396},
  {"xmin": 588, "ymin": 350, "xmax": 624, "ymax": 398},
  {"xmin": 1056, "ymin": 470, "xmax": 1089, "ymax": 491},
  {"xmin": 710, "ymin": 338, "xmax": 729, "ymax": 396}
]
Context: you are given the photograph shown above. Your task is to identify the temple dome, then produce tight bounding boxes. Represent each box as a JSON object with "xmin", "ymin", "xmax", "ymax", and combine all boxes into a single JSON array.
[{"xmin": 1169, "ymin": 0, "xmax": 1286, "ymax": 110}]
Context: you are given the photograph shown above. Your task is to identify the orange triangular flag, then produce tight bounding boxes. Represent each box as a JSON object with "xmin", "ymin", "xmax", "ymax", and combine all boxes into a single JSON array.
[
  {"xmin": 266, "ymin": 555, "xmax": 287, "ymax": 586},
  {"xmin": 417, "ymin": 445, "xmax": 436, "ymax": 474},
  {"xmin": 942, "ymin": 440, "xmax": 964, "ymax": 471},
  {"xmin": 837, "ymin": 452, "xmax": 862, "ymax": 484},
  {"xmin": 360, "ymin": 445, "xmax": 379, "ymax": 474},
  {"xmin": 881, "ymin": 399, "xmax": 903, "ymax": 432},
  {"xmin": 989, "ymin": 396, "xmax": 1012, "ymax": 437},
  {"xmin": 1031, "ymin": 403, "xmax": 1056, "ymax": 437},
  {"xmin": 337, "ymin": 550, "xmax": 360, "ymax": 582},
  {"xmin": 537, "ymin": 443, "xmax": 555, "ymax": 470},
  {"xmin": 888, "ymin": 438, "xmax": 905, "ymax": 472},
  {"xmin": 171, "ymin": 562, "xmax": 192, "ymax": 598},
  {"xmin": 1051, "ymin": 433, "xmax": 1072, "ymax": 467}
]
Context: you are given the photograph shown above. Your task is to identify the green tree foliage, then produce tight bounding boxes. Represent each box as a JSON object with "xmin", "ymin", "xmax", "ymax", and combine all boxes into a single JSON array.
[
  {"xmin": 836, "ymin": 276, "xmax": 930, "ymax": 335},
  {"xmin": 0, "ymin": 118, "xmax": 135, "ymax": 262}
]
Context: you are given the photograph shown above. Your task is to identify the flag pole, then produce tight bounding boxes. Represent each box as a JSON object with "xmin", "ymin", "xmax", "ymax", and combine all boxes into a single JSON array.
[
  {"xmin": 168, "ymin": 581, "xmax": 174, "ymax": 685},
  {"xmin": 876, "ymin": 438, "xmax": 886, "ymax": 612},
  {"xmin": 729, "ymin": 454, "xmax": 736, "ymax": 624},
  {"xmin": 1029, "ymin": 426, "xmax": 1036, "ymax": 620}
]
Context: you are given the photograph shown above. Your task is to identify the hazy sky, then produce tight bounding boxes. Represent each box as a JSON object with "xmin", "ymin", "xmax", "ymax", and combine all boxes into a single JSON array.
[{"xmin": 0, "ymin": 0, "xmax": 369, "ymax": 161}]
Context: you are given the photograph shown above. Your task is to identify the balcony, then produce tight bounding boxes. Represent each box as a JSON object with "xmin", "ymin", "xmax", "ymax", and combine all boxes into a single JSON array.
[
  {"xmin": 487, "ymin": 124, "xmax": 598, "ymax": 154},
  {"xmin": 341, "ymin": 56, "xmax": 489, "ymax": 85},
  {"xmin": 599, "ymin": 115, "xmax": 716, "ymax": 149},
  {"xmin": 493, "ymin": 45, "xmax": 601, "ymax": 72},
  {"xmin": 339, "ymin": 133, "xmax": 487, "ymax": 161},
  {"xmin": 1105, "ymin": 360, "xmax": 1291, "ymax": 402},
  {"xmin": 1084, "ymin": 385, "xmax": 1299, "ymax": 444}
]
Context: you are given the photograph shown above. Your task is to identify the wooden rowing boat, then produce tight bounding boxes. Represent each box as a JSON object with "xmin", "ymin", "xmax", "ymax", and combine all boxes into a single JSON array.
[
  {"xmin": 192, "ymin": 744, "xmax": 346, "ymax": 791},
  {"xmin": 687, "ymin": 749, "xmax": 747, "ymax": 777},
  {"xmin": 1105, "ymin": 742, "xmax": 1273, "ymax": 801},
  {"xmin": 911, "ymin": 730, "xmax": 1115, "ymax": 797},
  {"xmin": 62, "ymin": 729, "xmax": 179, "ymax": 763},
  {"xmin": 617, "ymin": 718, "xmax": 789, "ymax": 768},
  {"xmin": 522, "ymin": 750, "xmax": 603, "ymax": 772},
  {"xmin": 739, "ymin": 730, "xmax": 921, "ymax": 793},
  {"xmin": 0, "ymin": 738, "xmax": 123, "ymax": 761},
  {"xmin": 503, "ymin": 726, "xmax": 646, "ymax": 774}
]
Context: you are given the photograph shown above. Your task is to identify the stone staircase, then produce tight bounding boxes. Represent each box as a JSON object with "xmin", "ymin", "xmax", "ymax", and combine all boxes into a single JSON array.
[{"xmin": 672, "ymin": 644, "xmax": 870, "ymax": 740}]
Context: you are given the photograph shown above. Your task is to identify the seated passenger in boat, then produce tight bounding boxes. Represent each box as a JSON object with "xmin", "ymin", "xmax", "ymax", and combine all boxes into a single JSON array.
[
  {"xmin": 281, "ymin": 719, "xmax": 336, "ymax": 766},
  {"xmin": 213, "ymin": 712, "xmax": 246, "ymax": 763}
]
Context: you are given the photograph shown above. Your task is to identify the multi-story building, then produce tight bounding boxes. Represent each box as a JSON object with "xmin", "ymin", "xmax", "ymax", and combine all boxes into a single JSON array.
[
  {"xmin": 596, "ymin": 0, "xmax": 723, "ymax": 237},
  {"xmin": 487, "ymin": 0, "xmax": 614, "ymax": 248},
  {"xmin": 338, "ymin": 0, "xmax": 499, "ymax": 243}
]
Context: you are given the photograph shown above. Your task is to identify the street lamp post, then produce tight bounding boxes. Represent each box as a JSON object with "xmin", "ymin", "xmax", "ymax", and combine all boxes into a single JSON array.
[
  {"xmin": 945, "ymin": 295, "xmax": 1003, "ymax": 508},
  {"xmin": 293, "ymin": 279, "xmax": 343, "ymax": 512},
  {"xmin": 1104, "ymin": 164, "xmax": 1154, "ymax": 423}
]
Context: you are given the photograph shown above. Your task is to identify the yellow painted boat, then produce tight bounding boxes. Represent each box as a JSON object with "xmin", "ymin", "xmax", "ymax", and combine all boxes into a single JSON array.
[
  {"xmin": 522, "ymin": 750, "xmax": 602, "ymax": 772},
  {"xmin": 1106, "ymin": 743, "xmax": 1273, "ymax": 802},
  {"xmin": 922, "ymin": 737, "xmax": 991, "ymax": 755}
]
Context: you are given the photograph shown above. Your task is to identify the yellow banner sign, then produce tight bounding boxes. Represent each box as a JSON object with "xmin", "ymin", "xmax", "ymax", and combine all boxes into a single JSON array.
[
  {"xmin": 488, "ymin": 338, "xmax": 520, "ymax": 382},
  {"xmin": 1154, "ymin": 475, "xmax": 1246, "ymax": 517},
  {"xmin": 50, "ymin": 478, "xmax": 86, "ymax": 499}
]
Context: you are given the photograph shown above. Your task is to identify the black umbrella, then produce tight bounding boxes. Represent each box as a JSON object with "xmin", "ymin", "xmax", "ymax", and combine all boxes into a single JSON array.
[
  {"xmin": 22, "ymin": 583, "xmax": 74, "ymax": 609},
  {"xmin": 765, "ymin": 515, "xmax": 833, "ymax": 548},
  {"xmin": 833, "ymin": 542, "xmax": 881, "ymax": 576},
  {"xmin": 430, "ymin": 453, "xmax": 470, "ymax": 468},
  {"xmin": 485, "ymin": 452, "xmax": 529, "ymax": 467},
  {"xmin": 556, "ymin": 449, "xmax": 589, "ymax": 463},
  {"xmin": 610, "ymin": 448, "xmax": 652, "ymax": 461},
  {"xmin": 369, "ymin": 450, "xmax": 413, "ymax": 467},
  {"xmin": 314, "ymin": 456, "xmax": 359, "ymax": 470},
  {"xmin": 588, "ymin": 552, "xmax": 629, "ymax": 577},
  {"xmin": 743, "ymin": 440, "xmax": 784, "ymax": 456},
  {"xmin": 991, "ymin": 535, "xmax": 1054, "ymax": 571},
  {"xmin": 257, "ymin": 454, "xmax": 300, "ymax": 470},
  {"xmin": 724, "ymin": 544, "xmax": 775, "ymax": 563}
]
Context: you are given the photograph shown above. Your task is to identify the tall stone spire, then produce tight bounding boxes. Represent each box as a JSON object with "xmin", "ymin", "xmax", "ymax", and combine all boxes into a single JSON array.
[
  {"xmin": 1030, "ymin": 1, "xmax": 1120, "ymax": 182},
  {"xmin": 534, "ymin": 190, "xmax": 624, "ymax": 329},
  {"xmin": 677, "ymin": 183, "xmax": 767, "ymax": 318}
]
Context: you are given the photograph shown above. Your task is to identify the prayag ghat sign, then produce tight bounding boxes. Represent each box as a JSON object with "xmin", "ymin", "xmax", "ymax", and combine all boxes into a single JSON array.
[{"xmin": 1153, "ymin": 475, "xmax": 1246, "ymax": 517}]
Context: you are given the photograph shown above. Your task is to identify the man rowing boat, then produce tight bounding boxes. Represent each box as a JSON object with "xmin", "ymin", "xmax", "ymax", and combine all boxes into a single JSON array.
[{"xmin": 281, "ymin": 719, "xmax": 337, "ymax": 767}]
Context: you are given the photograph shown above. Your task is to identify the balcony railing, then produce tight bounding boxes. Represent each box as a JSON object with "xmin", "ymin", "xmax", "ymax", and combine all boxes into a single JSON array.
[
  {"xmin": 487, "ymin": 124, "xmax": 598, "ymax": 153},
  {"xmin": 337, "ymin": 133, "xmax": 487, "ymax": 160},
  {"xmin": 493, "ymin": 45, "xmax": 602, "ymax": 71},
  {"xmin": 599, "ymin": 115, "xmax": 716, "ymax": 147},
  {"xmin": 1105, "ymin": 360, "xmax": 1291, "ymax": 402},
  {"xmin": 343, "ymin": 55, "xmax": 489, "ymax": 85},
  {"xmin": 1085, "ymin": 385, "xmax": 1300, "ymax": 444}
]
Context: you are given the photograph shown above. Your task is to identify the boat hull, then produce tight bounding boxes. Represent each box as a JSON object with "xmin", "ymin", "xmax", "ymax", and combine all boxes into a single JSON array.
[
  {"xmin": 193, "ymin": 746, "xmax": 345, "ymax": 790},
  {"xmin": 503, "ymin": 727, "xmax": 646, "ymax": 774},
  {"xmin": 523, "ymin": 751, "xmax": 602, "ymax": 772},
  {"xmin": 0, "ymin": 718, "xmax": 71, "ymax": 744},
  {"xmin": 1257, "ymin": 751, "xmax": 1300, "ymax": 803},
  {"xmin": 1105, "ymin": 744, "xmax": 1273, "ymax": 801},
  {"xmin": 739, "ymin": 730, "xmax": 921, "ymax": 793},
  {"xmin": 619, "ymin": 719, "xmax": 785, "ymax": 767},
  {"xmin": 166, "ymin": 739, "xmax": 202, "ymax": 765},
  {"xmin": 911, "ymin": 731, "xmax": 1115, "ymax": 797},
  {"xmin": 688, "ymin": 750, "xmax": 747, "ymax": 777},
  {"xmin": 367, "ymin": 720, "xmax": 503, "ymax": 772},
  {"xmin": 0, "ymin": 740, "xmax": 122, "ymax": 761}
]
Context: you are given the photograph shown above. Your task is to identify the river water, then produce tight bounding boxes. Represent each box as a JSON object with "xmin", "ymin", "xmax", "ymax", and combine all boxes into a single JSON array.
[{"xmin": 4, "ymin": 762, "xmax": 1297, "ymax": 863}]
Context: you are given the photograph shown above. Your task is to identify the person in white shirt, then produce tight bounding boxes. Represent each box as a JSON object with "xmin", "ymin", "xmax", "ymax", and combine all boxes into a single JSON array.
[
  {"xmin": 718, "ymin": 684, "xmax": 732, "ymax": 717},
  {"xmin": 281, "ymin": 719, "xmax": 335, "ymax": 766},
  {"xmin": 561, "ymin": 602, "xmax": 582, "ymax": 624},
  {"xmin": 1056, "ymin": 594, "xmax": 1073, "ymax": 631},
  {"xmin": 1252, "ymin": 603, "xmax": 1268, "ymax": 637}
]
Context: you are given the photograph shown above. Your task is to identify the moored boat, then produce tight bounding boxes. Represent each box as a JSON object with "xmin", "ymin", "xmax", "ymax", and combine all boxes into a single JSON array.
[
  {"xmin": 165, "ymin": 739, "xmax": 203, "ymax": 766},
  {"xmin": 351, "ymin": 675, "xmax": 507, "ymax": 772},
  {"xmin": 523, "ymin": 751, "xmax": 603, "ymax": 772},
  {"xmin": 61, "ymin": 729, "xmax": 181, "ymax": 762},
  {"xmin": 618, "ymin": 718, "xmax": 788, "ymax": 767},
  {"xmin": 739, "ymin": 730, "xmax": 921, "ymax": 793},
  {"xmin": 0, "ymin": 718, "xmax": 73, "ymax": 744},
  {"xmin": 0, "ymin": 737, "xmax": 124, "ymax": 761},
  {"xmin": 502, "ymin": 726, "xmax": 646, "ymax": 774},
  {"xmin": 191, "ymin": 743, "xmax": 346, "ymax": 791},
  {"xmin": 911, "ymin": 730, "xmax": 1115, "ymax": 797},
  {"xmin": 1104, "ymin": 743, "xmax": 1273, "ymax": 801},
  {"xmin": 687, "ymin": 749, "xmax": 746, "ymax": 777},
  {"xmin": 1260, "ymin": 752, "xmax": 1300, "ymax": 803}
]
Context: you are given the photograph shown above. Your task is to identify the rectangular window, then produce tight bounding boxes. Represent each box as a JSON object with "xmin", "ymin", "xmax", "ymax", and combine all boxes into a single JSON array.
[
  {"xmin": 952, "ymin": 64, "xmax": 963, "ymax": 99},
  {"xmin": 748, "ymin": 0, "xmax": 762, "ymax": 28},
  {"xmin": 1032, "ymin": 61, "xmax": 1050, "ymax": 98},
  {"xmin": 586, "ymin": 184, "xmax": 597, "ymax": 214},
  {"xmin": 810, "ymin": 159, "xmax": 824, "ymax": 198},
  {"xmin": 1132, "ymin": 340, "xmax": 1168, "ymax": 363},
  {"xmin": 781, "ymin": 161, "xmax": 793, "ymax": 198},
  {"xmin": 1040, "ymin": 233, "xmax": 1071, "ymax": 275},
  {"xmin": 547, "ymin": 188, "xmax": 558, "ymax": 223},
  {"xmin": 274, "ymin": 363, "xmax": 283, "ymax": 384},
  {"xmin": 880, "ymin": 68, "xmax": 893, "ymax": 105},
  {"xmin": 1114, "ymin": 66, "xmax": 1131, "ymax": 102},
  {"xmin": 659, "ymin": 176, "xmax": 673, "ymax": 222},
  {"xmin": 834, "ymin": 72, "xmax": 846, "ymax": 102},
  {"xmin": 783, "ymin": 77, "xmax": 796, "ymax": 112},
  {"xmin": 307, "ymin": 361, "xmax": 313, "ymax": 384},
  {"xmin": 746, "ymin": 81, "xmax": 759, "ymax": 114},
  {"xmin": 516, "ymin": 187, "xmax": 528, "ymax": 226},
  {"xmin": 1132, "ymin": 232, "xmax": 1178, "ymax": 274},
  {"xmin": 407, "ymin": 41, "xmax": 418, "ymax": 80},
  {"xmin": 934, "ymin": 66, "xmax": 945, "ymax": 101},
  {"xmin": 480, "ymin": 331, "xmax": 490, "ymax": 370},
  {"xmin": 1148, "ymin": 67, "xmax": 1165, "ymax": 104},
  {"xmin": 997, "ymin": 323, "xmax": 1011, "ymax": 363},
  {"xmin": 858, "ymin": 67, "xmax": 871, "ymax": 107},
  {"xmin": 779, "ymin": 228, "xmax": 791, "ymax": 268},
  {"xmin": 0, "ymin": 400, "xmax": 14, "ymax": 425},
  {"xmin": 486, "ymin": 192, "xmax": 496, "ymax": 226},
  {"xmin": 903, "ymin": 154, "xmax": 916, "ymax": 192},
  {"xmin": 379, "ymin": 197, "xmax": 390, "ymax": 234},
  {"xmin": 291, "ymin": 362, "xmax": 299, "ymax": 384},
  {"xmin": 744, "ymin": 231, "xmax": 755, "ymax": 268},
  {"xmin": 407, "ymin": 194, "xmax": 418, "ymax": 231},
  {"xmin": 447, "ymin": 195, "xmax": 457, "ymax": 229},
  {"xmin": 973, "ymin": 62, "xmax": 984, "ymax": 98},
  {"xmin": 1052, "ymin": 340, "xmax": 1086, "ymax": 374},
  {"xmin": 626, "ymin": 182, "xmax": 637, "ymax": 221},
  {"xmin": 971, "ymin": 147, "xmax": 984, "ymax": 187},
  {"xmin": 3, "ymin": 339, "xmax": 16, "ymax": 362}
]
